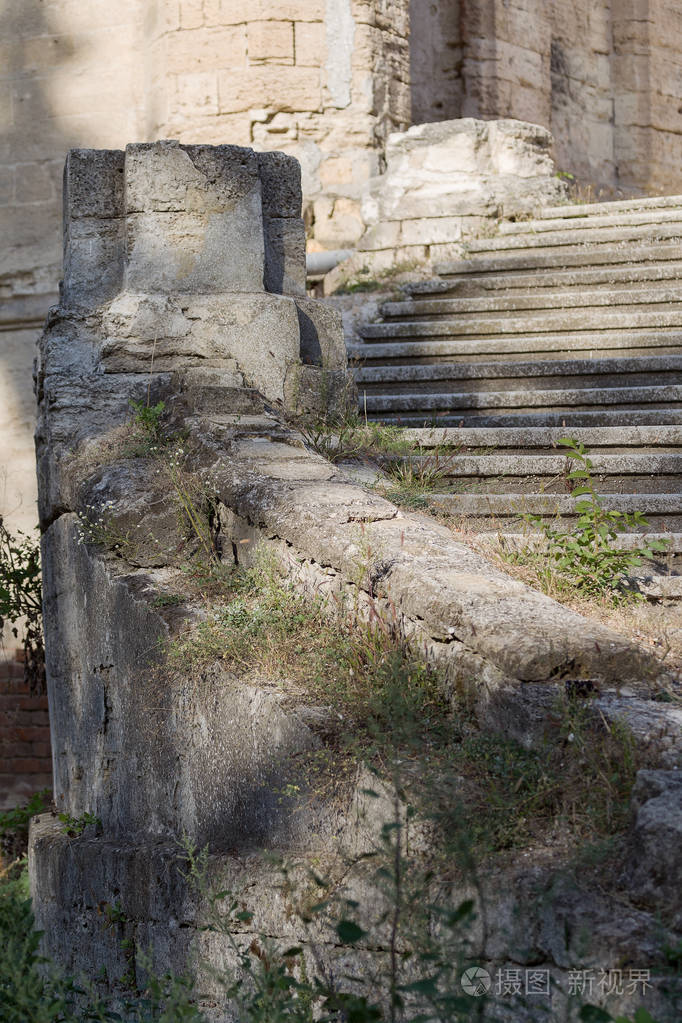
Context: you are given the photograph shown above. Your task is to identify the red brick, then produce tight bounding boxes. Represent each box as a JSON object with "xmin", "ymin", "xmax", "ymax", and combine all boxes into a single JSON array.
[
  {"xmin": 0, "ymin": 725, "xmax": 50, "ymax": 743},
  {"xmin": 0, "ymin": 757, "xmax": 48, "ymax": 773}
]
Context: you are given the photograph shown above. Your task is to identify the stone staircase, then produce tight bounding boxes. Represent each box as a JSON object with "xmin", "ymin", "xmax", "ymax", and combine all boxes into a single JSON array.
[{"xmin": 349, "ymin": 195, "xmax": 682, "ymax": 554}]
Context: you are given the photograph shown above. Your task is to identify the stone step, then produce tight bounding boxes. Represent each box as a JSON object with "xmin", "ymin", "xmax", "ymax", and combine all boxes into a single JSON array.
[
  {"xmin": 392, "ymin": 474, "xmax": 680, "ymax": 496},
  {"xmin": 359, "ymin": 308, "xmax": 682, "ymax": 340},
  {"xmin": 382, "ymin": 451, "xmax": 682, "ymax": 479},
  {"xmin": 405, "ymin": 261, "xmax": 682, "ymax": 299},
  {"xmin": 397, "ymin": 424, "xmax": 682, "ymax": 450},
  {"xmin": 380, "ymin": 285, "xmax": 682, "ymax": 320},
  {"xmin": 349, "ymin": 330, "xmax": 682, "ymax": 363},
  {"xmin": 363, "ymin": 385, "xmax": 682, "ymax": 414},
  {"xmin": 423, "ymin": 492, "xmax": 682, "ymax": 519},
  {"xmin": 434, "ymin": 241, "xmax": 682, "ymax": 277},
  {"xmin": 354, "ymin": 355, "xmax": 682, "ymax": 389},
  {"xmin": 481, "ymin": 531, "xmax": 682, "ymax": 552},
  {"xmin": 368, "ymin": 410, "xmax": 682, "ymax": 428},
  {"xmin": 498, "ymin": 207, "xmax": 682, "ymax": 237},
  {"xmin": 466, "ymin": 222, "xmax": 682, "ymax": 255},
  {"xmin": 539, "ymin": 194, "xmax": 682, "ymax": 220}
]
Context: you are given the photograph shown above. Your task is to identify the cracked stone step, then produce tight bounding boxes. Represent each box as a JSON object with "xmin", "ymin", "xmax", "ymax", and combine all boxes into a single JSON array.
[
  {"xmin": 349, "ymin": 331, "xmax": 682, "ymax": 363},
  {"xmin": 465, "ymin": 222, "xmax": 682, "ymax": 254},
  {"xmin": 368, "ymin": 410, "xmax": 682, "ymax": 428},
  {"xmin": 539, "ymin": 194, "xmax": 682, "ymax": 220},
  {"xmin": 498, "ymin": 207, "xmax": 682, "ymax": 236},
  {"xmin": 434, "ymin": 242, "xmax": 682, "ymax": 277},
  {"xmin": 404, "ymin": 262, "xmax": 682, "ymax": 299},
  {"xmin": 363, "ymin": 385, "xmax": 682, "ymax": 414},
  {"xmin": 381, "ymin": 453, "xmax": 682, "ymax": 477},
  {"xmin": 354, "ymin": 355, "xmax": 682, "ymax": 388},
  {"xmin": 398, "ymin": 425, "xmax": 682, "ymax": 449},
  {"xmin": 359, "ymin": 308, "xmax": 682, "ymax": 340},
  {"xmin": 380, "ymin": 286, "xmax": 682, "ymax": 320}
]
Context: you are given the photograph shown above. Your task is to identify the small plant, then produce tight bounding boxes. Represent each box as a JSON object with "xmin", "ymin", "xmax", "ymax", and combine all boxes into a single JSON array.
[
  {"xmin": 130, "ymin": 398, "xmax": 166, "ymax": 441},
  {"xmin": 76, "ymin": 500, "xmax": 135, "ymax": 556},
  {"xmin": 0, "ymin": 517, "xmax": 44, "ymax": 692},
  {"xmin": 296, "ymin": 411, "xmax": 411, "ymax": 464},
  {"xmin": 380, "ymin": 449, "xmax": 460, "ymax": 508},
  {"xmin": 520, "ymin": 438, "xmax": 667, "ymax": 602},
  {"xmin": 58, "ymin": 811, "xmax": 101, "ymax": 837}
]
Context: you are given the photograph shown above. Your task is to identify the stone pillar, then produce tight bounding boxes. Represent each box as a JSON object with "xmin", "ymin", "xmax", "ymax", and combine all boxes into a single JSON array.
[{"xmin": 35, "ymin": 141, "xmax": 350, "ymax": 843}]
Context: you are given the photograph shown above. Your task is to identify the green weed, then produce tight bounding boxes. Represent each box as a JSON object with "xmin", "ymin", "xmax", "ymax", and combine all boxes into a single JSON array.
[
  {"xmin": 516, "ymin": 438, "xmax": 667, "ymax": 603},
  {"xmin": 0, "ymin": 518, "xmax": 44, "ymax": 692}
]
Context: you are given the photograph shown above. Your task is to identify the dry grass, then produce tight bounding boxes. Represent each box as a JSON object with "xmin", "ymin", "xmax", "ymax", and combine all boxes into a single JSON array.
[{"xmin": 457, "ymin": 530, "xmax": 682, "ymax": 683}]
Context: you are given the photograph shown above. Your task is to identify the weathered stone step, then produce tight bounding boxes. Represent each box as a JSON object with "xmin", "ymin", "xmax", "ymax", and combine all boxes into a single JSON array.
[
  {"xmin": 434, "ymin": 241, "xmax": 682, "ymax": 277},
  {"xmin": 384, "ymin": 452, "xmax": 682, "ymax": 477},
  {"xmin": 380, "ymin": 286, "xmax": 682, "ymax": 320},
  {"xmin": 425, "ymin": 492, "xmax": 682, "ymax": 518},
  {"xmin": 349, "ymin": 330, "xmax": 682, "ymax": 363},
  {"xmin": 498, "ymin": 207, "xmax": 682, "ymax": 237},
  {"xmin": 399, "ymin": 425, "xmax": 682, "ymax": 450},
  {"xmin": 363, "ymin": 385, "xmax": 682, "ymax": 414},
  {"xmin": 539, "ymin": 194, "xmax": 682, "ymax": 220},
  {"xmin": 405, "ymin": 262, "xmax": 682, "ymax": 299},
  {"xmin": 358, "ymin": 372, "xmax": 679, "ymax": 397},
  {"xmin": 483, "ymin": 531, "xmax": 682, "ymax": 552},
  {"xmin": 394, "ymin": 474, "xmax": 681, "ymax": 496},
  {"xmin": 466, "ymin": 222, "xmax": 682, "ymax": 254},
  {"xmin": 370, "ymin": 410, "xmax": 682, "ymax": 428},
  {"xmin": 359, "ymin": 308, "xmax": 682, "ymax": 340},
  {"xmin": 354, "ymin": 355, "xmax": 682, "ymax": 388}
]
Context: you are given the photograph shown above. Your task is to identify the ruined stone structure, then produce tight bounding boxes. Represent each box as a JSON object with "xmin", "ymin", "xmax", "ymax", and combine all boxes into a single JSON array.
[
  {"xmin": 4, "ymin": 0, "xmax": 682, "ymax": 803},
  {"xmin": 3, "ymin": 0, "xmax": 682, "ymax": 533},
  {"xmin": 29, "ymin": 141, "xmax": 682, "ymax": 1021}
]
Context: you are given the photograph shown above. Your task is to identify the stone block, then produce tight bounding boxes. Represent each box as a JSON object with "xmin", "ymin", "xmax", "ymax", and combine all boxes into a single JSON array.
[
  {"xmin": 263, "ymin": 216, "xmax": 306, "ymax": 296},
  {"xmin": 62, "ymin": 149, "xmax": 126, "ymax": 308},
  {"xmin": 164, "ymin": 24, "xmax": 247, "ymax": 74},
  {"xmin": 205, "ymin": 0, "xmax": 324, "ymax": 23},
  {"xmin": 171, "ymin": 71, "xmax": 220, "ymax": 117},
  {"xmin": 63, "ymin": 148, "xmax": 125, "ymax": 220},
  {"xmin": 217, "ymin": 66, "xmax": 322, "ymax": 113},
  {"xmin": 294, "ymin": 21, "xmax": 325, "ymax": 65},
  {"xmin": 295, "ymin": 297, "xmax": 347, "ymax": 368},
  {"xmin": 399, "ymin": 216, "xmax": 463, "ymax": 247},
  {"xmin": 101, "ymin": 292, "xmax": 301, "ymax": 405},
  {"xmin": 124, "ymin": 141, "xmax": 265, "ymax": 293},
  {"xmin": 360, "ymin": 118, "xmax": 563, "ymax": 231},
  {"xmin": 179, "ymin": 0, "xmax": 204, "ymax": 29},
  {"xmin": 256, "ymin": 150, "xmax": 302, "ymax": 217},
  {"xmin": 247, "ymin": 20, "xmax": 294, "ymax": 65}
]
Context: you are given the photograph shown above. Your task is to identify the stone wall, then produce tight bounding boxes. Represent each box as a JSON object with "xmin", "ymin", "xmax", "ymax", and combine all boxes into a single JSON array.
[
  {"xmin": 144, "ymin": 0, "xmax": 411, "ymax": 250},
  {"xmin": 409, "ymin": 0, "xmax": 682, "ymax": 196}
]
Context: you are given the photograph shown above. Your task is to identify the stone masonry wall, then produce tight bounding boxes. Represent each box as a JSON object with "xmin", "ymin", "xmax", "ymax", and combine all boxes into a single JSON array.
[
  {"xmin": 409, "ymin": 0, "xmax": 682, "ymax": 195},
  {"xmin": 144, "ymin": 0, "xmax": 411, "ymax": 250}
]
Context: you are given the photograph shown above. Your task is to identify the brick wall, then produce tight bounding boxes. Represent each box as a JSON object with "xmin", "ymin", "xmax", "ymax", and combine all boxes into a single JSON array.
[{"xmin": 0, "ymin": 651, "xmax": 52, "ymax": 810}]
